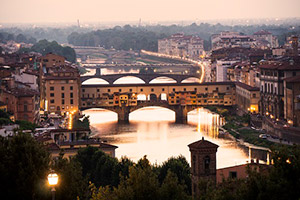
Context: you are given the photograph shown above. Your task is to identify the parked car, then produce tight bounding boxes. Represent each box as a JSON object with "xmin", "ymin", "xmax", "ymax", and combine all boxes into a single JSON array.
[{"xmin": 259, "ymin": 134, "xmax": 268, "ymax": 139}]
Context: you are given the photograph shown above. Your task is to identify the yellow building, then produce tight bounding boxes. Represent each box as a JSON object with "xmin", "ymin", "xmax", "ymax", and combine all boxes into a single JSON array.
[
  {"xmin": 39, "ymin": 53, "xmax": 66, "ymax": 68},
  {"xmin": 43, "ymin": 65, "xmax": 81, "ymax": 115},
  {"xmin": 235, "ymin": 82, "xmax": 260, "ymax": 114}
]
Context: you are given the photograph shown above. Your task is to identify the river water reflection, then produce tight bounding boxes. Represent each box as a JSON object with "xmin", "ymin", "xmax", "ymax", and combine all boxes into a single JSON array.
[{"xmin": 83, "ymin": 107, "xmax": 249, "ymax": 168}]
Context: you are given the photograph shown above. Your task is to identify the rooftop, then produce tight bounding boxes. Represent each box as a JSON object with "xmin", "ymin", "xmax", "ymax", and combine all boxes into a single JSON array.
[{"xmin": 188, "ymin": 137, "xmax": 219, "ymax": 149}]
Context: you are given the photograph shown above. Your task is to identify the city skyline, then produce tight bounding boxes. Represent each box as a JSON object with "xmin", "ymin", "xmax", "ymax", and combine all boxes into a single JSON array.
[{"xmin": 1, "ymin": 0, "xmax": 300, "ymax": 24}]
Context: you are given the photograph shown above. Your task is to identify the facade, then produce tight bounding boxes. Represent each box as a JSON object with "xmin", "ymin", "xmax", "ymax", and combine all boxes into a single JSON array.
[
  {"xmin": 283, "ymin": 75, "xmax": 300, "ymax": 126},
  {"xmin": 81, "ymin": 82, "xmax": 237, "ymax": 109},
  {"xmin": 253, "ymin": 30, "xmax": 279, "ymax": 49},
  {"xmin": 235, "ymin": 82, "xmax": 260, "ymax": 114},
  {"xmin": 188, "ymin": 137, "xmax": 219, "ymax": 197},
  {"xmin": 42, "ymin": 65, "xmax": 81, "ymax": 115},
  {"xmin": 216, "ymin": 161, "xmax": 269, "ymax": 183},
  {"xmin": 39, "ymin": 53, "xmax": 81, "ymax": 115},
  {"xmin": 0, "ymin": 88, "xmax": 40, "ymax": 123},
  {"xmin": 158, "ymin": 33, "xmax": 204, "ymax": 58},
  {"xmin": 39, "ymin": 53, "xmax": 65, "ymax": 68},
  {"xmin": 211, "ymin": 31, "xmax": 256, "ymax": 51},
  {"xmin": 259, "ymin": 61, "xmax": 300, "ymax": 120},
  {"xmin": 36, "ymin": 129, "xmax": 118, "ymax": 159}
]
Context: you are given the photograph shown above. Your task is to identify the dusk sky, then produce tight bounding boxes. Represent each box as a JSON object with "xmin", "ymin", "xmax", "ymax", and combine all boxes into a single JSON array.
[{"xmin": 1, "ymin": 0, "xmax": 300, "ymax": 23}]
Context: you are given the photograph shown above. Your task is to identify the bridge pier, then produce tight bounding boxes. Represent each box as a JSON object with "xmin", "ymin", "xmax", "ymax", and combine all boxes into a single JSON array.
[
  {"xmin": 117, "ymin": 107, "xmax": 130, "ymax": 123},
  {"xmin": 175, "ymin": 106, "xmax": 188, "ymax": 124}
]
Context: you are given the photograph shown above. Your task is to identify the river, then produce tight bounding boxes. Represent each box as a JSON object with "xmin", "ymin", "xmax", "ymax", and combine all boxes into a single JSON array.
[
  {"xmin": 83, "ymin": 107, "xmax": 251, "ymax": 169},
  {"xmin": 81, "ymin": 74, "xmax": 254, "ymax": 168}
]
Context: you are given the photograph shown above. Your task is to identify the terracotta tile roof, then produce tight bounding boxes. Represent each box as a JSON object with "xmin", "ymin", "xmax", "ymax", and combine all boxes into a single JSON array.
[
  {"xmin": 235, "ymin": 82, "xmax": 260, "ymax": 91},
  {"xmin": 188, "ymin": 137, "xmax": 219, "ymax": 149},
  {"xmin": 284, "ymin": 75, "xmax": 300, "ymax": 83},
  {"xmin": 253, "ymin": 30, "xmax": 272, "ymax": 35},
  {"xmin": 259, "ymin": 62, "xmax": 300, "ymax": 70}
]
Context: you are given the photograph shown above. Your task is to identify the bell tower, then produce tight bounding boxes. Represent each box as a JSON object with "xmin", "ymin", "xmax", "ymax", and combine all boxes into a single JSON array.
[{"xmin": 188, "ymin": 137, "xmax": 218, "ymax": 197}]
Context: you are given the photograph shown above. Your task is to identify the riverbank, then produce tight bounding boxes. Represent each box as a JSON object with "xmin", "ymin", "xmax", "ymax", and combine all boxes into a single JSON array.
[{"xmin": 203, "ymin": 106, "xmax": 289, "ymax": 149}]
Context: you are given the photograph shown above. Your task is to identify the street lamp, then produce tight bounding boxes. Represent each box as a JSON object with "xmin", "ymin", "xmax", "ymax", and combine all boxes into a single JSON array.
[{"xmin": 48, "ymin": 172, "xmax": 58, "ymax": 200}]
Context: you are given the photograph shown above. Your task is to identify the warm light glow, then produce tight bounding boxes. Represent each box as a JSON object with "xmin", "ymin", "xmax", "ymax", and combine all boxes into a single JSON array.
[
  {"xmin": 48, "ymin": 173, "xmax": 58, "ymax": 186},
  {"xmin": 266, "ymin": 112, "xmax": 269, "ymax": 116},
  {"xmin": 286, "ymin": 159, "xmax": 291, "ymax": 164},
  {"xmin": 270, "ymin": 115, "xmax": 274, "ymax": 119},
  {"xmin": 288, "ymin": 120, "xmax": 293, "ymax": 125}
]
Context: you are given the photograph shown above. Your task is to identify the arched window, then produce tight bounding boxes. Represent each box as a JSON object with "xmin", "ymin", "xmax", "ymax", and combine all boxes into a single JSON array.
[{"xmin": 204, "ymin": 156, "xmax": 210, "ymax": 172}]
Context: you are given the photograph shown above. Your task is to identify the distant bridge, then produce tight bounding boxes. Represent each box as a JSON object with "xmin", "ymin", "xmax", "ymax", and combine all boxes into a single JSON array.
[
  {"xmin": 82, "ymin": 63, "xmax": 196, "ymax": 69},
  {"xmin": 81, "ymin": 100, "xmax": 200, "ymax": 124},
  {"xmin": 80, "ymin": 73, "xmax": 201, "ymax": 85},
  {"xmin": 80, "ymin": 82, "xmax": 236, "ymax": 123}
]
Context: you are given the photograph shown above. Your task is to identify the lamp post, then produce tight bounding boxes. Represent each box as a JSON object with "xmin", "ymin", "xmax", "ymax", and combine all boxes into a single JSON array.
[{"xmin": 48, "ymin": 172, "xmax": 58, "ymax": 200}]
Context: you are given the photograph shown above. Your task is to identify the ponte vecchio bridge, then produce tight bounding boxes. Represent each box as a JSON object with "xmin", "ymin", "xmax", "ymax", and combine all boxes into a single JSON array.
[{"xmin": 80, "ymin": 73, "xmax": 236, "ymax": 123}]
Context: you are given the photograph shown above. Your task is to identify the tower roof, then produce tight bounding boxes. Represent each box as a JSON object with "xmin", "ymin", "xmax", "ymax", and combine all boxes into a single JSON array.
[{"xmin": 188, "ymin": 137, "xmax": 219, "ymax": 149}]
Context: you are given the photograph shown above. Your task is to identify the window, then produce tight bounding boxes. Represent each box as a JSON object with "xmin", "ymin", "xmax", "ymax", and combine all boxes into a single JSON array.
[
  {"xmin": 229, "ymin": 171, "xmax": 237, "ymax": 179},
  {"xmin": 184, "ymin": 88, "xmax": 186, "ymax": 91},
  {"xmin": 70, "ymin": 99, "xmax": 73, "ymax": 104},
  {"xmin": 97, "ymin": 89, "xmax": 99, "ymax": 92},
  {"xmin": 204, "ymin": 156, "xmax": 210, "ymax": 171},
  {"xmin": 293, "ymin": 71, "xmax": 297, "ymax": 76},
  {"xmin": 70, "ymin": 93, "xmax": 73, "ymax": 98},
  {"xmin": 50, "ymin": 99, "xmax": 55, "ymax": 103},
  {"xmin": 151, "ymin": 88, "xmax": 154, "ymax": 92},
  {"xmin": 61, "ymin": 86, "xmax": 64, "ymax": 90},
  {"xmin": 62, "ymin": 99, "xmax": 65, "ymax": 104},
  {"xmin": 50, "ymin": 87, "xmax": 54, "ymax": 91},
  {"xmin": 108, "ymin": 89, "xmax": 110, "ymax": 92},
  {"xmin": 61, "ymin": 93, "xmax": 64, "ymax": 98},
  {"xmin": 24, "ymin": 105, "xmax": 28, "ymax": 112},
  {"xmin": 140, "ymin": 89, "xmax": 143, "ymax": 92},
  {"xmin": 50, "ymin": 93, "xmax": 54, "ymax": 97},
  {"xmin": 227, "ymin": 87, "xmax": 229, "ymax": 90},
  {"xmin": 70, "ymin": 86, "xmax": 73, "ymax": 90},
  {"xmin": 205, "ymin": 87, "xmax": 208, "ymax": 91},
  {"xmin": 130, "ymin": 89, "xmax": 132, "ymax": 92},
  {"xmin": 162, "ymin": 88, "xmax": 165, "ymax": 91},
  {"xmin": 82, "ymin": 89, "xmax": 85, "ymax": 92},
  {"xmin": 173, "ymin": 88, "xmax": 175, "ymax": 92},
  {"xmin": 253, "ymin": 93, "xmax": 256, "ymax": 98},
  {"xmin": 216, "ymin": 87, "xmax": 219, "ymax": 91},
  {"xmin": 119, "ymin": 89, "xmax": 122, "ymax": 92},
  {"xmin": 194, "ymin": 88, "xmax": 197, "ymax": 91}
]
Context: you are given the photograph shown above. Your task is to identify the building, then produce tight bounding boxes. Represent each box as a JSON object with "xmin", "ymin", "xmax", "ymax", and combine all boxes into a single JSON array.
[
  {"xmin": 188, "ymin": 137, "xmax": 219, "ymax": 197},
  {"xmin": 36, "ymin": 129, "xmax": 118, "ymax": 159},
  {"xmin": 0, "ymin": 87, "xmax": 40, "ymax": 123},
  {"xmin": 158, "ymin": 33, "xmax": 204, "ymax": 59},
  {"xmin": 259, "ymin": 60, "xmax": 300, "ymax": 120},
  {"xmin": 42, "ymin": 65, "xmax": 81, "ymax": 115},
  {"xmin": 39, "ymin": 53, "xmax": 66, "ymax": 68},
  {"xmin": 211, "ymin": 31, "xmax": 256, "ymax": 51},
  {"xmin": 283, "ymin": 75, "xmax": 300, "ymax": 126},
  {"xmin": 216, "ymin": 160, "xmax": 269, "ymax": 183},
  {"xmin": 235, "ymin": 82, "xmax": 260, "ymax": 114},
  {"xmin": 39, "ymin": 53, "xmax": 81, "ymax": 115},
  {"xmin": 253, "ymin": 30, "xmax": 278, "ymax": 49}
]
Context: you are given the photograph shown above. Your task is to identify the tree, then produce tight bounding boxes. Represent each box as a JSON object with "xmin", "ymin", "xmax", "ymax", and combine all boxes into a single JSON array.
[
  {"xmin": 157, "ymin": 155, "xmax": 192, "ymax": 194},
  {"xmin": 52, "ymin": 155, "xmax": 89, "ymax": 200},
  {"xmin": 0, "ymin": 133, "xmax": 50, "ymax": 200},
  {"xmin": 74, "ymin": 146, "xmax": 119, "ymax": 187},
  {"xmin": 159, "ymin": 170, "xmax": 191, "ymax": 200},
  {"xmin": 113, "ymin": 156, "xmax": 160, "ymax": 200}
]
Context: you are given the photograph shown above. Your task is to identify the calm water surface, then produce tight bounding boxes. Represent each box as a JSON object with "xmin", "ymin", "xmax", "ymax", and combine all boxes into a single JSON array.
[{"xmin": 83, "ymin": 107, "xmax": 249, "ymax": 168}]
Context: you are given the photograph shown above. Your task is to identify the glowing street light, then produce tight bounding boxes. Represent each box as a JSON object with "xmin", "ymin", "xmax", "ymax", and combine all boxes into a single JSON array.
[{"xmin": 48, "ymin": 172, "xmax": 58, "ymax": 200}]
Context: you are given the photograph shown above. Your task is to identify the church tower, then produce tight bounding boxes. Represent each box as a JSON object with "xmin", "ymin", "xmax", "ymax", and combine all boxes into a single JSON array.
[{"xmin": 188, "ymin": 137, "xmax": 219, "ymax": 197}]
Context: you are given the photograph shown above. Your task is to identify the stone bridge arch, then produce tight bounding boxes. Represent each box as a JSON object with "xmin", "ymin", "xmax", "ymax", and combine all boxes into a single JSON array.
[{"xmin": 80, "ymin": 73, "xmax": 200, "ymax": 85}]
